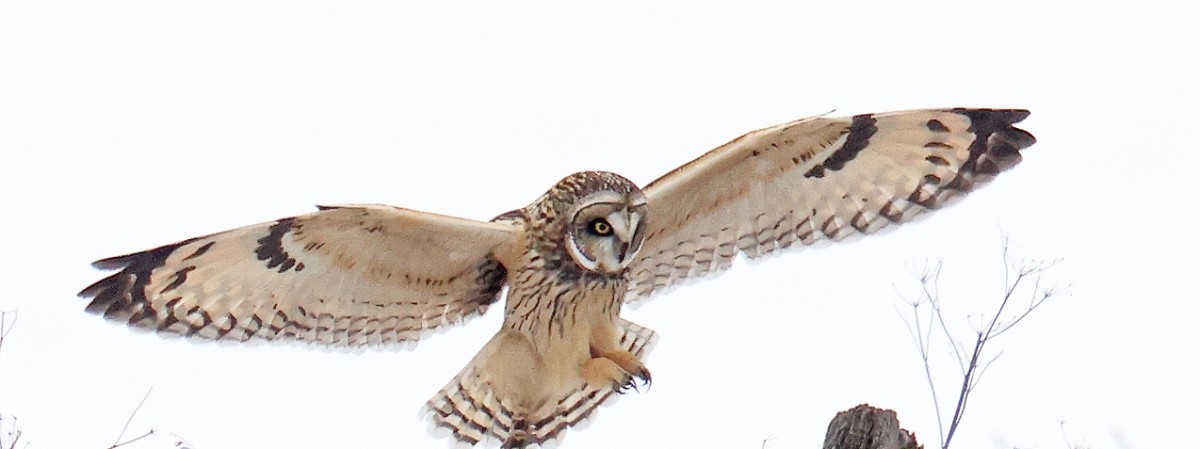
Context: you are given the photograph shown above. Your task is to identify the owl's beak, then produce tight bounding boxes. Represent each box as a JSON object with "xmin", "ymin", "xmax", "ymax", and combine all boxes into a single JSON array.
[{"xmin": 606, "ymin": 210, "xmax": 641, "ymax": 267}]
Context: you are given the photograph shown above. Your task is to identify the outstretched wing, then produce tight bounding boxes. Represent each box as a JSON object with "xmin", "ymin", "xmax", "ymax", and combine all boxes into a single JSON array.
[
  {"xmin": 626, "ymin": 108, "xmax": 1035, "ymax": 302},
  {"xmin": 80, "ymin": 204, "xmax": 518, "ymax": 347}
]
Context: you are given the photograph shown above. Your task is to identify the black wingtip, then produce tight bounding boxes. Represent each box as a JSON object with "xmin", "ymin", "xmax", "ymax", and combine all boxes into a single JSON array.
[
  {"xmin": 79, "ymin": 239, "xmax": 190, "ymax": 321},
  {"xmin": 78, "ymin": 271, "xmax": 136, "ymax": 320},
  {"xmin": 954, "ymin": 108, "xmax": 1036, "ymax": 179},
  {"xmin": 91, "ymin": 253, "xmax": 136, "ymax": 271},
  {"xmin": 77, "ymin": 273, "xmax": 118, "ymax": 299},
  {"xmin": 89, "ymin": 237, "xmax": 197, "ymax": 271}
]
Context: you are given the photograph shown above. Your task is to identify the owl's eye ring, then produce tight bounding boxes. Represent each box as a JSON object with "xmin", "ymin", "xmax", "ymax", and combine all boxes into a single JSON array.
[{"xmin": 588, "ymin": 219, "xmax": 613, "ymax": 236}]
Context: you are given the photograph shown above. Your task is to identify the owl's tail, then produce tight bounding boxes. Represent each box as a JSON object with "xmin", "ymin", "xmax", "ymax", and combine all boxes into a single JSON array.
[{"xmin": 423, "ymin": 318, "xmax": 657, "ymax": 448}]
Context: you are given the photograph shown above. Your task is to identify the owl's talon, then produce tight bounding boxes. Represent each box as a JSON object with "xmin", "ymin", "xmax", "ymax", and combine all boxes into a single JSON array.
[
  {"xmin": 585, "ymin": 356, "xmax": 640, "ymax": 393},
  {"xmin": 616, "ymin": 375, "xmax": 638, "ymax": 394},
  {"xmin": 632, "ymin": 366, "xmax": 651, "ymax": 390},
  {"xmin": 613, "ymin": 365, "xmax": 651, "ymax": 394}
]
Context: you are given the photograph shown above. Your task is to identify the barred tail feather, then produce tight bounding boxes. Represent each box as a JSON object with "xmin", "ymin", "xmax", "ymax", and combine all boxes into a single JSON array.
[
  {"xmin": 425, "ymin": 364, "xmax": 520, "ymax": 447},
  {"xmin": 424, "ymin": 319, "xmax": 657, "ymax": 448},
  {"xmin": 615, "ymin": 318, "xmax": 658, "ymax": 359}
]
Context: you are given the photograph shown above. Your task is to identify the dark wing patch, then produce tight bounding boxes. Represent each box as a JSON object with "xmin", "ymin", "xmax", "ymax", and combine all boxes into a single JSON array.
[{"xmin": 808, "ymin": 114, "xmax": 879, "ymax": 176}]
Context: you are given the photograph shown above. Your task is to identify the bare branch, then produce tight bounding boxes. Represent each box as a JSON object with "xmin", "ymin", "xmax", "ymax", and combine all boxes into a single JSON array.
[
  {"xmin": 898, "ymin": 239, "xmax": 1066, "ymax": 449},
  {"xmin": 1058, "ymin": 420, "xmax": 1090, "ymax": 449},
  {"xmin": 897, "ymin": 261, "xmax": 948, "ymax": 448},
  {"xmin": 0, "ymin": 310, "xmax": 16, "ymax": 363},
  {"xmin": 111, "ymin": 387, "xmax": 154, "ymax": 448},
  {"xmin": 5, "ymin": 429, "xmax": 18, "ymax": 449},
  {"xmin": 171, "ymin": 433, "xmax": 196, "ymax": 449},
  {"xmin": 109, "ymin": 429, "xmax": 156, "ymax": 449},
  {"xmin": 1, "ymin": 415, "xmax": 23, "ymax": 449},
  {"xmin": 969, "ymin": 350, "xmax": 1002, "ymax": 393},
  {"xmin": 761, "ymin": 433, "xmax": 776, "ymax": 449},
  {"xmin": 0, "ymin": 311, "xmax": 25, "ymax": 449}
]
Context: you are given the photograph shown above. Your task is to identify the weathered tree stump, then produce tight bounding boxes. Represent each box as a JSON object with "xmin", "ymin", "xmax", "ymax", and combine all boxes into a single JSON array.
[{"xmin": 822, "ymin": 404, "xmax": 921, "ymax": 449}]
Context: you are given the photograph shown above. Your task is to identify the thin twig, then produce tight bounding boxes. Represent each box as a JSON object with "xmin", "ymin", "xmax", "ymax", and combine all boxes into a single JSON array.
[
  {"xmin": 761, "ymin": 433, "xmax": 776, "ymax": 449},
  {"xmin": 170, "ymin": 432, "xmax": 196, "ymax": 449},
  {"xmin": 1058, "ymin": 420, "xmax": 1089, "ymax": 449},
  {"xmin": 1, "ymin": 311, "xmax": 22, "ymax": 449},
  {"xmin": 920, "ymin": 274, "xmax": 948, "ymax": 448},
  {"xmin": 0, "ymin": 310, "xmax": 17, "ymax": 362},
  {"xmin": 915, "ymin": 303, "xmax": 946, "ymax": 449},
  {"xmin": 1, "ymin": 414, "xmax": 22, "ymax": 449},
  {"xmin": 899, "ymin": 261, "xmax": 952, "ymax": 449},
  {"xmin": 112, "ymin": 387, "xmax": 153, "ymax": 448},
  {"xmin": 109, "ymin": 430, "xmax": 155, "ymax": 449}
]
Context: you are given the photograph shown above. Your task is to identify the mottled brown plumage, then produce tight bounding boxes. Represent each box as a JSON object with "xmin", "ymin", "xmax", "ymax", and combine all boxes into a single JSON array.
[{"xmin": 80, "ymin": 108, "xmax": 1035, "ymax": 447}]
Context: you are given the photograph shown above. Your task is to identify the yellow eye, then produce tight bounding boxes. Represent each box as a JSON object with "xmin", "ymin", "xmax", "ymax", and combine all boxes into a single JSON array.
[{"xmin": 589, "ymin": 219, "xmax": 613, "ymax": 236}]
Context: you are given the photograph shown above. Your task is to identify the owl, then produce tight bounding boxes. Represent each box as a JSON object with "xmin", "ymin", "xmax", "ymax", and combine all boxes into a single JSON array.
[{"xmin": 80, "ymin": 108, "xmax": 1035, "ymax": 448}]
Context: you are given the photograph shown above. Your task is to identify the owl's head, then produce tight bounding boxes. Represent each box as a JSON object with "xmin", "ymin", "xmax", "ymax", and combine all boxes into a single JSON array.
[{"xmin": 544, "ymin": 171, "xmax": 648, "ymax": 275}]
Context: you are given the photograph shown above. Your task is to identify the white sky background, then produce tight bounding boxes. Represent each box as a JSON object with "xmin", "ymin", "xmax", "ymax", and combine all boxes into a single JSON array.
[{"xmin": 1, "ymin": 1, "xmax": 1197, "ymax": 449}]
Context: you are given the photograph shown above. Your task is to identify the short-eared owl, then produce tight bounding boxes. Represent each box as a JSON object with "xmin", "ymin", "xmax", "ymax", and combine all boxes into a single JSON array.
[{"xmin": 80, "ymin": 108, "xmax": 1035, "ymax": 448}]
